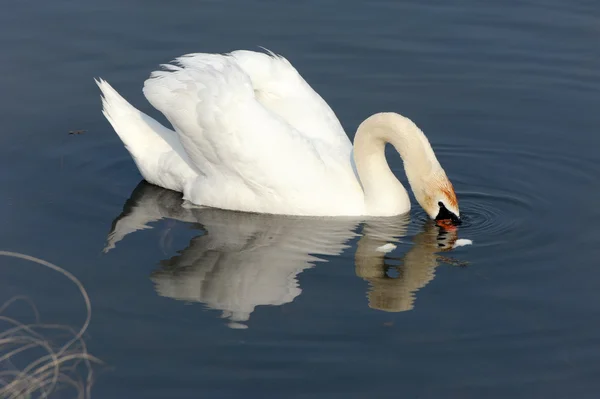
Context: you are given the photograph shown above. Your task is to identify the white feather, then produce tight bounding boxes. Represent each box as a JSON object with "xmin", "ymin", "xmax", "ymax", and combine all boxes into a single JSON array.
[
  {"xmin": 95, "ymin": 78, "xmax": 197, "ymax": 192},
  {"xmin": 453, "ymin": 239, "xmax": 473, "ymax": 248}
]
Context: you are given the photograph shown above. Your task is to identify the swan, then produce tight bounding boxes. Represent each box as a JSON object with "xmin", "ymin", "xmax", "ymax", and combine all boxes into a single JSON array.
[{"xmin": 96, "ymin": 49, "xmax": 460, "ymax": 221}]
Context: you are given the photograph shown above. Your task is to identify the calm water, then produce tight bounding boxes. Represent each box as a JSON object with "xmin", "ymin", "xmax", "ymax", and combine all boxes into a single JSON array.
[{"xmin": 1, "ymin": 0, "xmax": 600, "ymax": 397}]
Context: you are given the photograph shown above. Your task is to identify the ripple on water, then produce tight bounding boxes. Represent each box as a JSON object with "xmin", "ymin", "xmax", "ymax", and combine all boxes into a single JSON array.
[
  {"xmin": 418, "ymin": 143, "xmax": 596, "ymax": 250},
  {"xmin": 454, "ymin": 191, "xmax": 532, "ymax": 245},
  {"xmin": 412, "ymin": 187, "xmax": 533, "ymax": 249}
]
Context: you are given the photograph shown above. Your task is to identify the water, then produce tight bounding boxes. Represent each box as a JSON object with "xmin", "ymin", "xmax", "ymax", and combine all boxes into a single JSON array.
[{"xmin": 1, "ymin": 0, "xmax": 600, "ymax": 397}]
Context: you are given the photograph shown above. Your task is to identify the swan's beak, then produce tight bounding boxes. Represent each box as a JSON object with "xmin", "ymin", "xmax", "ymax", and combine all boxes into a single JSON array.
[{"xmin": 435, "ymin": 203, "xmax": 461, "ymax": 226}]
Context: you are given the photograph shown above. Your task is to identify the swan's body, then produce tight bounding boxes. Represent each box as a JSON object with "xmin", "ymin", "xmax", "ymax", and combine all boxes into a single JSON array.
[{"xmin": 97, "ymin": 50, "xmax": 459, "ymax": 219}]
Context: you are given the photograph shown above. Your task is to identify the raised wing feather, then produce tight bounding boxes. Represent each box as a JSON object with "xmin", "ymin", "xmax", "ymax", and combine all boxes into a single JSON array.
[
  {"xmin": 229, "ymin": 50, "xmax": 351, "ymax": 150},
  {"xmin": 142, "ymin": 52, "xmax": 359, "ymax": 214}
]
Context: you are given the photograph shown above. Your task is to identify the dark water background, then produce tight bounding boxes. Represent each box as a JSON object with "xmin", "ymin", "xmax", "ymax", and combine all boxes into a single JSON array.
[{"xmin": 1, "ymin": 0, "xmax": 600, "ymax": 397}]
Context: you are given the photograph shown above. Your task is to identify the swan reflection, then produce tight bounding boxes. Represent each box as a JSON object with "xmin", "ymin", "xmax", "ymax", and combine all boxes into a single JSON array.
[{"xmin": 106, "ymin": 181, "xmax": 468, "ymax": 328}]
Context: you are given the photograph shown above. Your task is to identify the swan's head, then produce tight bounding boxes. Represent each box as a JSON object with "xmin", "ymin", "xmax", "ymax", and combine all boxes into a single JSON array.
[{"xmin": 417, "ymin": 178, "xmax": 461, "ymax": 224}]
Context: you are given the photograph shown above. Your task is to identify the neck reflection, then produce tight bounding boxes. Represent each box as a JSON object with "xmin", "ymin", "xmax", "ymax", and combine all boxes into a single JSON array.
[{"xmin": 355, "ymin": 219, "xmax": 461, "ymax": 312}]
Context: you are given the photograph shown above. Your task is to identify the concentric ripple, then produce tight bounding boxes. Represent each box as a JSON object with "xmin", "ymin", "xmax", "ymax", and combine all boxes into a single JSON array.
[
  {"xmin": 410, "ymin": 142, "xmax": 599, "ymax": 250},
  {"xmin": 412, "ymin": 187, "xmax": 533, "ymax": 249},
  {"xmin": 453, "ymin": 190, "xmax": 531, "ymax": 236}
]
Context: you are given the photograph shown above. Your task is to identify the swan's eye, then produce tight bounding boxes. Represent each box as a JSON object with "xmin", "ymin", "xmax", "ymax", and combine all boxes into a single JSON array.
[{"xmin": 435, "ymin": 201, "xmax": 461, "ymax": 225}]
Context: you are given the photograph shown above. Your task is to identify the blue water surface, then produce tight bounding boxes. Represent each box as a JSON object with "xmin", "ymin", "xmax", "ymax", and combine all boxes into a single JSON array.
[{"xmin": 1, "ymin": 0, "xmax": 600, "ymax": 397}]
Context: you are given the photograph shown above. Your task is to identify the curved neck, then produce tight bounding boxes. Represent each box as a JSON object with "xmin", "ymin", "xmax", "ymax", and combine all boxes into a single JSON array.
[{"xmin": 352, "ymin": 112, "xmax": 443, "ymax": 216}]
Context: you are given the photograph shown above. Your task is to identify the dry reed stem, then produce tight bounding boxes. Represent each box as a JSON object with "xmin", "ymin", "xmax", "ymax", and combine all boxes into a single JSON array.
[{"xmin": 0, "ymin": 251, "xmax": 102, "ymax": 399}]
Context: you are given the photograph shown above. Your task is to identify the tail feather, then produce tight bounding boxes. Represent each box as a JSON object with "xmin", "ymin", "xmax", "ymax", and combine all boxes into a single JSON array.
[
  {"xmin": 95, "ymin": 78, "xmax": 197, "ymax": 192},
  {"xmin": 96, "ymin": 78, "xmax": 171, "ymax": 151}
]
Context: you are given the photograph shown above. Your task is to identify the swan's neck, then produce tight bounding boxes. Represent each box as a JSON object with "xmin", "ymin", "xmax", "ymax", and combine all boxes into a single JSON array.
[{"xmin": 353, "ymin": 112, "xmax": 444, "ymax": 217}]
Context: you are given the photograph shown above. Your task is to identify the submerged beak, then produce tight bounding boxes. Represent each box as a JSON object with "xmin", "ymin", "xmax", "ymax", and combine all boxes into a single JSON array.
[
  {"xmin": 436, "ymin": 219, "xmax": 459, "ymax": 231},
  {"xmin": 435, "ymin": 203, "xmax": 461, "ymax": 226}
]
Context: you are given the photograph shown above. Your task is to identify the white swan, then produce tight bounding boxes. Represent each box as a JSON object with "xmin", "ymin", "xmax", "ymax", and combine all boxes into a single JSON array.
[{"xmin": 96, "ymin": 49, "xmax": 460, "ymax": 220}]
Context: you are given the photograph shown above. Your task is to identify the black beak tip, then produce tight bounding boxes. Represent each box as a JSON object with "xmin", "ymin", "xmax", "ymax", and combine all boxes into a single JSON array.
[{"xmin": 435, "ymin": 202, "xmax": 461, "ymax": 225}]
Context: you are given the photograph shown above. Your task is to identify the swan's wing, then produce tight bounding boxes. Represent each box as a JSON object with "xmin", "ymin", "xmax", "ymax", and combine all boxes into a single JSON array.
[
  {"xmin": 142, "ymin": 53, "xmax": 355, "ymax": 213},
  {"xmin": 228, "ymin": 50, "xmax": 351, "ymax": 151}
]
